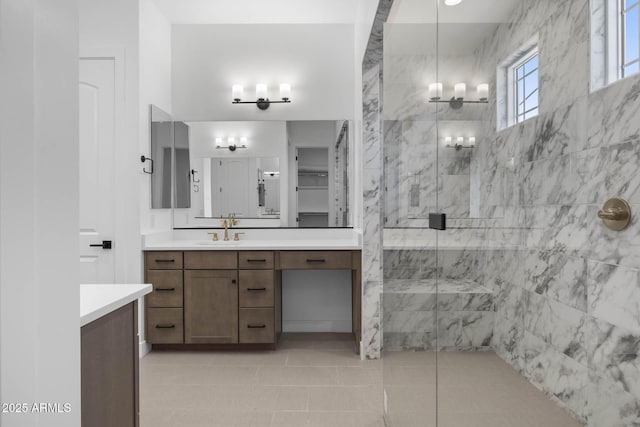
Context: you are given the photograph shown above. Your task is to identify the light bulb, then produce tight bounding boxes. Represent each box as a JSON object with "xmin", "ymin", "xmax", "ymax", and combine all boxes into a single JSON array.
[
  {"xmin": 256, "ymin": 84, "xmax": 268, "ymax": 100},
  {"xmin": 468, "ymin": 137, "xmax": 476, "ymax": 147},
  {"xmin": 477, "ymin": 84, "xmax": 489, "ymax": 101},
  {"xmin": 456, "ymin": 137, "xmax": 464, "ymax": 146},
  {"xmin": 232, "ymin": 84, "xmax": 243, "ymax": 102},
  {"xmin": 444, "ymin": 0, "xmax": 463, "ymax": 5},
  {"xmin": 428, "ymin": 83, "xmax": 443, "ymax": 100},
  {"xmin": 454, "ymin": 83, "xmax": 466, "ymax": 100},
  {"xmin": 445, "ymin": 137, "xmax": 452, "ymax": 147},
  {"xmin": 279, "ymin": 83, "xmax": 291, "ymax": 101}
]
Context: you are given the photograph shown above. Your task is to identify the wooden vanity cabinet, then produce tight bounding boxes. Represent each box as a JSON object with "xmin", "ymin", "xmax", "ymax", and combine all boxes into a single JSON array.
[
  {"xmin": 145, "ymin": 252, "xmax": 184, "ymax": 344},
  {"xmin": 184, "ymin": 269, "xmax": 238, "ymax": 343},
  {"xmin": 143, "ymin": 249, "xmax": 360, "ymax": 350}
]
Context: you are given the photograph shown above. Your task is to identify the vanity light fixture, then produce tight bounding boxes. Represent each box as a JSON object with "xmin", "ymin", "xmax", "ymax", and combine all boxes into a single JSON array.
[
  {"xmin": 429, "ymin": 82, "xmax": 489, "ymax": 109},
  {"xmin": 215, "ymin": 136, "xmax": 248, "ymax": 152},
  {"xmin": 444, "ymin": 136, "xmax": 476, "ymax": 151},
  {"xmin": 232, "ymin": 83, "xmax": 292, "ymax": 110}
]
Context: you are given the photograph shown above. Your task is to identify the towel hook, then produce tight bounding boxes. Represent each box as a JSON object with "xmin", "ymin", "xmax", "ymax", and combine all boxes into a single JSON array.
[{"xmin": 141, "ymin": 155, "xmax": 154, "ymax": 174}]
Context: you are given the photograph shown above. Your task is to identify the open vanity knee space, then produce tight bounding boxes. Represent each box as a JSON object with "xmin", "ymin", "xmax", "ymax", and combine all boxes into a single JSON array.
[{"xmin": 144, "ymin": 249, "xmax": 362, "ymax": 352}]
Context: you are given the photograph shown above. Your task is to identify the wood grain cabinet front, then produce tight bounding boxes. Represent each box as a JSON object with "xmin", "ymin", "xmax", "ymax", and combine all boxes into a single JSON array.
[
  {"xmin": 239, "ymin": 270, "xmax": 275, "ymax": 308},
  {"xmin": 239, "ymin": 308, "xmax": 275, "ymax": 344},
  {"xmin": 146, "ymin": 308, "xmax": 184, "ymax": 344},
  {"xmin": 145, "ymin": 270, "xmax": 183, "ymax": 308},
  {"xmin": 184, "ymin": 269, "xmax": 238, "ymax": 344},
  {"xmin": 278, "ymin": 251, "xmax": 352, "ymax": 269},
  {"xmin": 238, "ymin": 251, "xmax": 274, "ymax": 269},
  {"xmin": 145, "ymin": 251, "xmax": 183, "ymax": 269}
]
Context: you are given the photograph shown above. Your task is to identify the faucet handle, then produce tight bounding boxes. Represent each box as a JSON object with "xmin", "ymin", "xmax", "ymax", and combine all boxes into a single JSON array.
[
  {"xmin": 233, "ymin": 232, "xmax": 245, "ymax": 241},
  {"xmin": 207, "ymin": 232, "xmax": 218, "ymax": 241}
]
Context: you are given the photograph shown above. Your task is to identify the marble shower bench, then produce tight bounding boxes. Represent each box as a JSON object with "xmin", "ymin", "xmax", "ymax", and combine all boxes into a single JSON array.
[{"xmin": 383, "ymin": 279, "xmax": 494, "ymax": 351}]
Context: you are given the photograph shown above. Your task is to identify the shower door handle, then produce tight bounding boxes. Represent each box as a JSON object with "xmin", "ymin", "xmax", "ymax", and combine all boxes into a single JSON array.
[{"xmin": 429, "ymin": 213, "xmax": 446, "ymax": 231}]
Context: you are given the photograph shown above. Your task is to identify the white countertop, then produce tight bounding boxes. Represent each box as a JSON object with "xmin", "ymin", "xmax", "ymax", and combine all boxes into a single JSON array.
[
  {"xmin": 80, "ymin": 284, "xmax": 152, "ymax": 327},
  {"xmin": 144, "ymin": 239, "xmax": 361, "ymax": 251}
]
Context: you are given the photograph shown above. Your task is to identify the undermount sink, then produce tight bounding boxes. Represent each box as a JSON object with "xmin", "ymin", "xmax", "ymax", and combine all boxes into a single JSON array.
[{"xmin": 196, "ymin": 240, "xmax": 241, "ymax": 246}]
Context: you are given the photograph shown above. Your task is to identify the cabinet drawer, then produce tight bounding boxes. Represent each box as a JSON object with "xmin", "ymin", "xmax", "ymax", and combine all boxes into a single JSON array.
[
  {"xmin": 184, "ymin": 251, "xmax": 237, "ymax": 269},
  {"xmin": 239, "ymin": 251, "xmax": 274, "ymax": 269},
  {"xmin": 146, "ymin": 270, "xmax": 183, "ymax": 308},
  {"xmin": 239, "ymin": 308, "xmax": 275, "ymax": 344},
  {"xmin": 239, "ymin": 270, "xmax": 274, "ymax": 308},
  {"xmin": 278, "ymin": 251, "xmax": 352, "ymax": 269},
  {"xmin": 146, "ymin": 251, "xmax": 183, "ymax": 269},
  {"xmin": 147, "ymin": 308, "xmax": 183, "ymax": 344}
]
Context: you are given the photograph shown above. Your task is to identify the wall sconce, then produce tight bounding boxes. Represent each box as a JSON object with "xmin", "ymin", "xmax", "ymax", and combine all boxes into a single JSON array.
[
  {"xmin": 444, "ymin": 136, "xmax": 476, "ymax": 151},
  {"xmin": 216, "ymin": 136, "xmax": 248, "ymax": 151},
  {"xmin": 232, "ymin": 83, "xmax": 292, "ymax": 110},
  {"xmin": 430, "ymin": 83, "xmax": 489, "ymax": 109}
]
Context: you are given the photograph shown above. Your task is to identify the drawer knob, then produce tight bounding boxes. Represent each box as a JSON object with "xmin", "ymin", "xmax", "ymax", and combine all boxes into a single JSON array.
[
  {"xmin": 306, "ymin": 259, "xmax": 326, "ymax": 263},
  {"xmin": 247, "ymin": 324, "xmax": 266, "ymax": 329},
  {"xmin": 247, "ymin": 287, "xmax": 267, "ymax": 291},
  {"xmin": 155, "ymin": 287, "xmax": 176, "ymax": 292},
  {"xmin": 155, "ymin": 324, "xmax": 176, "ymax": 329}
]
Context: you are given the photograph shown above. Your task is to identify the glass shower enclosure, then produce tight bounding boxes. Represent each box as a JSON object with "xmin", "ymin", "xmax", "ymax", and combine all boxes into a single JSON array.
[{"xmin": 379, "ymin": 0, "xmax": 609, "ymax": 425}]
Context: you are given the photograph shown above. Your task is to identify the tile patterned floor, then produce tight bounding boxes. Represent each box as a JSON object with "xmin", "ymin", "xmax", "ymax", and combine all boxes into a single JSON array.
[{"xmin": 140, "ymin": 334, "xmax": 584, "ymax": 427}]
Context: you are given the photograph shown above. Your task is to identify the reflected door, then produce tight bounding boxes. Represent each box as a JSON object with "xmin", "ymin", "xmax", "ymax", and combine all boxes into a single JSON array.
[
  {"xmin": 214, "ymin": 158, "xmax": 250, "ymax": 217},
  {"xmin": 79, "ymin": 59, "xmax": 116, "ymax": 283}
]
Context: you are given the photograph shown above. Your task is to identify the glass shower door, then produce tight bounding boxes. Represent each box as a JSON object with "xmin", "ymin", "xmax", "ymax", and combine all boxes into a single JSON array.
[{"xmin": 382, "ymin": 1, "xmax": 440, "ymax": 425}]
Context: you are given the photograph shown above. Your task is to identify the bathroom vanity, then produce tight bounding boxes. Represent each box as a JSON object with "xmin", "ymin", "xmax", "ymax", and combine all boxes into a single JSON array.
[
  {"xmin": 143, "ymin": 246, "xmax": 361, "ymax": 351},
  {"xmin": 80, "ymin": 284, "xmax": 152, "ymax": 427}
]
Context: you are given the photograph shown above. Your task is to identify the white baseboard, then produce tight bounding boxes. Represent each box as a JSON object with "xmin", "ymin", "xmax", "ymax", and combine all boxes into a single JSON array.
[
  {"xmin": 139, "ymin": 340, "xmax": 151, "ymax": 358},
  {"xmin": 282, "ymin": 320, "xmax": 352, "ymax": 333}
]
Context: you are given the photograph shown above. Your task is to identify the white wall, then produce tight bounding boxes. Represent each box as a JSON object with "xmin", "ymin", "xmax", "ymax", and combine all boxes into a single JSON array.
[
  {"xmin": 282, "ymin": 271, "xmax": 353, "ymax": 332},
  {"xmin": 140, "ymin": 0, "xmax": 173, "ymax": 233},
  {"xmin": 171, "ymin": 24, "xmax": 355, "ymax": 121},
  {"xmin": 0, "ymin": 0, "xmax": 81, "ymax": 425}
]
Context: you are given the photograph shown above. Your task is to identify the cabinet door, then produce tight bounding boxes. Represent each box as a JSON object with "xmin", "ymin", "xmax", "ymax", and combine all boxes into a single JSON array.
[{"xmin": 184, "ymin": 270, "xmax": 238, "ymax": 344}]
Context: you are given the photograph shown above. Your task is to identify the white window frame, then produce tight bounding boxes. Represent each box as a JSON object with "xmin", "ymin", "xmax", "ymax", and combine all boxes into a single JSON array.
[
  {"xmin": 620, "ymin": 0, "xmax": 640, "ymax": 77},
  {"xmin": 508, "ymin": 47, "xmax": 539, "ymax": 126},
  {"xmin": 599, "ymin": 0, "xmax": 640, "ymax": 88},
  {"xmin": 497, "ymin": 35, "xmax": 539, "ymax": 131}
]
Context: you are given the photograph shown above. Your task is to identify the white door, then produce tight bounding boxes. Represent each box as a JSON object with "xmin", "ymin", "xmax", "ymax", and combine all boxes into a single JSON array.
[
  {"xmin": 215, "ymin": 159, "xmax": 250, "ymax": 216},
  {"xmin": 79, "ymin": 59, "xmax": 116, "ymax": 283}
]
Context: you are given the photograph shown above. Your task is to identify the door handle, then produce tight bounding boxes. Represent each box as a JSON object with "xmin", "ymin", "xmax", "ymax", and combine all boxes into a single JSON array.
[{"xmin": 89, "ymin": 240, "xmax": 112, "ymax": 249}]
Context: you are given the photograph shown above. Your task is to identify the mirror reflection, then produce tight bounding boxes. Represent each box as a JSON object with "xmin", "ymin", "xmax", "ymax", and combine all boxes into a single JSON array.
[
  {"xmin": 172, "ymin": 120, "xmax": 351, "ymax": 228},
  {"xmin": 150, "ymin": 105, "xmax": 173, "ymax": 209}
]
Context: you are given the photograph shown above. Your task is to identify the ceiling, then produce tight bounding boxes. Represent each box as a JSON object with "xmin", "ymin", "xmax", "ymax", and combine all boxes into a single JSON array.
[
  {"xmin": 152, "ymin": 0, "xmax": 361, "ymax": 24},
  {"xmin": 385, "ymin": 0, "xmax": 523, "ymax": 53},
  {"xmin": 388, "ymin": 0, "xmax": 522, "ymax": 24}
]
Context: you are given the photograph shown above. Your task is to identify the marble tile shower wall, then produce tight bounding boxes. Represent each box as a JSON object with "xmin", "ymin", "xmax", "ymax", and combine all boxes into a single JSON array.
[
  {"xmin": 379, "ymin": 0, "xmax": 640, "ymax": 424},
  {"xmin": 476, "ymin": 0, "xmax": 640, "ymax": 425}
]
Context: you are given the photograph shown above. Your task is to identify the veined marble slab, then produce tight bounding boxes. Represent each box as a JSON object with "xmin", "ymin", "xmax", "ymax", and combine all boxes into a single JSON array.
[{"xmin": 384, "ymin": 278, "xmax": 492, "ymax": 295}]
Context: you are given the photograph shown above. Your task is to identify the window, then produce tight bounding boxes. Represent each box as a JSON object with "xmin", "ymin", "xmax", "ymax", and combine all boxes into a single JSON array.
[
  {"xmin": 497, "ymin": 39, "xmax": 539, "ymax": 130},
  {"xmin": 622, "ymin": 0, "xmax": 640, "ymax": 77},
  {"xmin": 594, "ymin": 0, "xmax": 640, "ymax": 89},
  {"xmin": 512, "ymin": 50, "xmax": 539, "ymax": 124}
]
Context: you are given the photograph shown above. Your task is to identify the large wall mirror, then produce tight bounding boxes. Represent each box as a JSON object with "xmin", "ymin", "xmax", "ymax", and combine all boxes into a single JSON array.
[{"xmin": 160, "ymin": 118, "xmax": 352, "ymax": 229}]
